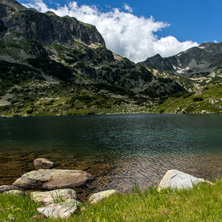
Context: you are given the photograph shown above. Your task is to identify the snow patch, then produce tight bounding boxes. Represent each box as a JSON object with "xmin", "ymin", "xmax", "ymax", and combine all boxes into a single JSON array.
[{"xmin": 176, "ymin": 67, "xmax": 190, "ymax": 74}]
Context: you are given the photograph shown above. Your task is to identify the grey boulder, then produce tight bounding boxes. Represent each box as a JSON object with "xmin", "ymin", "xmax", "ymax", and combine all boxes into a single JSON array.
[
  {"xmin": 30, "ymin": 189, "xmax": 77, "ymax": 205},
  {"xmin": 13, "ymin": 169, "xmax": 93, "ymax": 189},
  {"xmin": 158, "ymin": 169, "xmax": 207, "ymax": 191},
  {"xmin": 37, "ymin": 199, "xmax": 77, "ymax": 218}
]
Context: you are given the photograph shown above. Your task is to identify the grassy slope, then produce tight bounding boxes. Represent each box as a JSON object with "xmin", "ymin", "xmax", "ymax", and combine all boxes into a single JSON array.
[
  {"xmin": 153, "ymin": 82, "xmax": 222, "ymax": 114},
  {"xmin": 1, "ymin": 180, "xmax": 222, "ymax": 221},
  {"xmin": 0, "ymin": 79, "xmax": 154, "ymax": 117}
]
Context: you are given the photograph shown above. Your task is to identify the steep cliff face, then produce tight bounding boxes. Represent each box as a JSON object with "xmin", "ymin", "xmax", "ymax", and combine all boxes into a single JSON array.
[
  {"xmin": 0, "ymin": 1, "xmax": 105, "ymax": 46},
  {"xmin": 0, "ymin": 0, "xmax": 187, "ymax": 117}
]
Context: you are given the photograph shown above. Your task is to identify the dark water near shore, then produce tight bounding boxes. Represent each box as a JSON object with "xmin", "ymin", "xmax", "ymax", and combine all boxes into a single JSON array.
[{"xmin": 0, "ymin": 114, "xmax": 222, "ymax": 198}]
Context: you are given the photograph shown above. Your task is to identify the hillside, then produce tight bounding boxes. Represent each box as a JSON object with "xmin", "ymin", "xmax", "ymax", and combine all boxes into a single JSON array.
[
  {"xmin": 152, "ymin": 82, "xmax": 222, "ymax": 114},
  {"xmin": 138, "ymin": 42, "xmax": 222, "ymax": 114},
  {"xmin": 0, "ymin": 0, "xmax": 186, "ymax": 117}
]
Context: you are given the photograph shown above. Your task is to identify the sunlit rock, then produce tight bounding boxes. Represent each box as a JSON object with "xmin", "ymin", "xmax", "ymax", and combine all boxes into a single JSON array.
[
  {"xmin": 89, "ymin": 190, "xmax": 117, "ymax": 204},
  {"xmin": 4, "ymin": 190, "xmax": 24, "ymax": 195},
  {"xmin": 158, "ymin": 169, "xmax": 206, "ymax": 191},
  {"xmin": 37, "ymin": 199, "xmax": 77, "ymax": 218},
  {"xmin": 30, "ymin": 189, "xmax": 76, "ymax": 205}
]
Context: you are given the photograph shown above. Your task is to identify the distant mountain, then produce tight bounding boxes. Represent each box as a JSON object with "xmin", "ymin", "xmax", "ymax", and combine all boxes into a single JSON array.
[
  {"xmin": 139, "ymin": 42, "xmax": 222, "ymax": 78},
  {"xmin": 0, "ymin": 0, "xmax": 186, "ymax": 117}
]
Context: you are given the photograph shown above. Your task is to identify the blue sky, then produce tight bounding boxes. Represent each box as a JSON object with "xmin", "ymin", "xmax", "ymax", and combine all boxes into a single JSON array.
[{"xmin": 17, "ymin": 0, "xmax": 222, "ymax": 62}]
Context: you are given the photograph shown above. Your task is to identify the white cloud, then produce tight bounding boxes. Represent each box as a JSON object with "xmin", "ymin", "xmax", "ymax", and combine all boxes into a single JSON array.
[
  {"xmin": 123, "ymin": 3, "xmax": 133, "ymax": 13},
  {"xmin": 21, "ymin": 0, "xmax": 198, "ymax": 62}
]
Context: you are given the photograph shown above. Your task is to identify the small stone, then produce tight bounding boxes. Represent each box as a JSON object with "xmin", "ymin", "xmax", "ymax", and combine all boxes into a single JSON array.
[
  {"xmin": 89, "ymin": 190, "xmax": 117, "ymax": 204},
  {"xmin": 37, "ymin": 199, "xmax": 77, "ymax": 218},
  {"xmin": 4, "ymin": 190, "xmax": 24, "ymax": 195},
  {"xmin": 30, "ymin": 189, "xmax": 76, "ymax": 205},
  {"xmin": 158, "ymin": 169, "xmax": 207, "ymax": 191},
  {"xmin": 33, "ymin": 158, "xmax": 54, "ymax": 169}
]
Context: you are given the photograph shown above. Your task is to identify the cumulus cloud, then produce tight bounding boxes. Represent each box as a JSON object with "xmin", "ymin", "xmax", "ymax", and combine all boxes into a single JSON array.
[{"xmin": 21, "ymin": 0, "xmax": 198, "ymax": 62}]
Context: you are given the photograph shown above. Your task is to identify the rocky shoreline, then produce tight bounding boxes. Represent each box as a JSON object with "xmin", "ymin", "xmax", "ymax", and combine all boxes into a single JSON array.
[{"xmin": 0, "ymin": 158, "xmax": 211, "ymax": 219}]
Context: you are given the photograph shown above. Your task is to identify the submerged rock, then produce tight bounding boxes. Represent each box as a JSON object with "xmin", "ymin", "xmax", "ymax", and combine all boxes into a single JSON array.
[
  {"xmin": 13, "ymin": 169, "xmax": 93, "ymax": 189},
  {"xmin": 30, "ymin": 189, "xmax": 77, "ymax": 205},
  {"xmin": 0, "ymin": 185, "xmax": 19, "ymax": 193},
  {"xmin": 158, "ymin": 169, "xmax": 206, "ymax": 191},
  {"xmin": 89, "ymin": 190, "xmax": 117, "ymax": 204},
  {"xmin": 37, "ymin": 199, "xmax": 77, "ymax": 218},
  {"xmin": 33, "ymin": 158, "xmax": 54, "ymax": 169}
]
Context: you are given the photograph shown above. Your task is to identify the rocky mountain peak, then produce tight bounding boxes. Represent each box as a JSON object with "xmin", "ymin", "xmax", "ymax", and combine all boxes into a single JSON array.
[
  {"xmin": 0, "ymin": 0, "xmax": 105, "ymax": 47},
  {"xmin": 0, "ymin": 0, "xmax": 26, "ymax": 11}
]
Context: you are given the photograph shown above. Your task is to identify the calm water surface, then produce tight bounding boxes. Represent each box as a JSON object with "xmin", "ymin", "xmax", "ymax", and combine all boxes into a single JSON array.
[{"xmin": 0, "ymin": 114, "xmax": 222, "ymax": 196}]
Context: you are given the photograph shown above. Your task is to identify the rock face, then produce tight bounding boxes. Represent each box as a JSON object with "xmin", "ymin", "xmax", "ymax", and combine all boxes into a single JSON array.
[
  {"xmin": 13, "ymin": 169, "xmax": 93, "ymax": 189},
  {"xmin": 0, "ymin": 0, "xmax": 105, "ymax": 47},
  {"xmin": 89, "ymin": 190, "xmax": 117, "ymax": 204},
  {"xmin": 30, "ymin": 189, "xmax": 77, "ymax": 205},
  {"xmin": 33, "ymin": 158, "xmax": 54, "ymax": 169},
  {"xmin": 158, "ymin": 170, "xmax": 206, "ymax": 191},
  {"xmin": 37, "ymin": 199, "xmax": 77, "ymax": 218},
  {"xmin": 0, "ymin": 185, "xmax": 19, "ymax": 192}
]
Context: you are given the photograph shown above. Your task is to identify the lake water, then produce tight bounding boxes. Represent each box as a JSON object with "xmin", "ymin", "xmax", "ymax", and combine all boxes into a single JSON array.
[{"xmin": 0, "ymin": 114, "xmax": 222, "ymax": 198}]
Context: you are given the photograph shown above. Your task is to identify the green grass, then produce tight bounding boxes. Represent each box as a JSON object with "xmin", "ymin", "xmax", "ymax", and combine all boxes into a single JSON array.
[
  {"xmin": 154, "ymin": 82, "xmax": 222, "ymax": 114},
  {"xmin": 1, "ymin": 180, "xmax": 222, "ymax": 221}
]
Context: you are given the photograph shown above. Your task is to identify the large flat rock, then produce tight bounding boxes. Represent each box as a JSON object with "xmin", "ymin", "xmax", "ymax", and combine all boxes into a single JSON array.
[
  {"xmin": 158, "ymin": 169, "xmax": 206, "ymax": 191},
  {"xmin": 13, "ymin": 169, "xmax": 93, "ymax": 189}
]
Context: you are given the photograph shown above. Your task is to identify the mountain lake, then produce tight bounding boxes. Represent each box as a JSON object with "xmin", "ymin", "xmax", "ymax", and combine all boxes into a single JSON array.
[{"xmin": 0, "ymin": 114, "xmax": 222, "ymax": 200}]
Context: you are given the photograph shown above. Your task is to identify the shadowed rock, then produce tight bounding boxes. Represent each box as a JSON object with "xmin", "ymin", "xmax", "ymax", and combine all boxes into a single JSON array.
[
  {"xmin": 13, "ymin": 169, "xmax": 93, "ymax": 189},
  {"xmin": 0, "ymin": 185, "xmax": 19, "ymax": 192}
]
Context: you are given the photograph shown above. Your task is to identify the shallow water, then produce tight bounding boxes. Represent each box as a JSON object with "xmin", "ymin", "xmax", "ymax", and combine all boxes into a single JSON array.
[{"xmin": 0, "ymin": 114, "xmax": 222, "ymax": 198}]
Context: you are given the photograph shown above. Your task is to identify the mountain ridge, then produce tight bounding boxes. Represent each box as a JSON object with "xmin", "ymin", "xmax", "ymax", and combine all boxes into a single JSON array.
[
  {"xmin": 0, "ymin": 0, "xmax": 187, "ymax": 117},
  {"xmin": 139, "ymin": 42, "xmax": 222, "ymax": 78}
]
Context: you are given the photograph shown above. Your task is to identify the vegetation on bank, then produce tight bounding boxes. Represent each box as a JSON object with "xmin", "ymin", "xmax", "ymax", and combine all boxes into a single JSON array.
[
  {"xmin": 1, "ymin": 180, "xmax": 222, "ymax": 221},
  {"xmin": 1, "ymin": 79, "xmax": 221, "ymax": 117},
  {"xmin": 155, "ymin": 82, "xmax": 222, "ymax": 114},
  {"xmin": 0, "ymin": 79, "xmax": 157, "ymax": 117}
]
